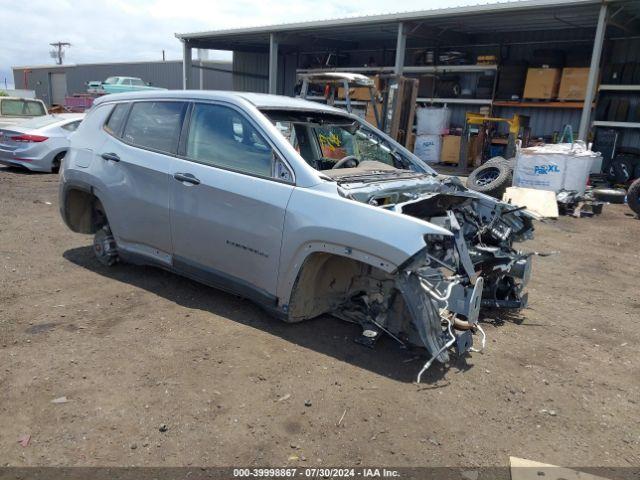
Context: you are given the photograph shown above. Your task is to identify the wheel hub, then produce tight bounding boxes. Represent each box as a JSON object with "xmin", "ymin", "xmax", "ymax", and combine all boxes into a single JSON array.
[{"xmin": 476, "ymin": 168, "xmax": 499, "ymax": 186}]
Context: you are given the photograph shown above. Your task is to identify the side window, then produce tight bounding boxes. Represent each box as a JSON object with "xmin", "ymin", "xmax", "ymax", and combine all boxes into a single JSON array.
[
  {"xmin": 61, "ymin": 120, "xmax": 81, "ymax": 132},
  {"xmin": 104, "ymin": 103, "xmax": 129, "ymax": 136},
  {"xmin": 122, "ymin": 101, "xmax": 187, "ymax": 154},
  {"xmin": 185, "ymin": 103, "xmax": 282, "ymax": 179}
]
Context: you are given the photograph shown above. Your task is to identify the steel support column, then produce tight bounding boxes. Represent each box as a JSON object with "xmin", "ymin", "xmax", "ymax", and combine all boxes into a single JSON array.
[
  {"xmin": 182, "ymin": 42, "xmax": 193, "ymax": 90},
  {"xmin": 394, "ymin": 22, "xmax": 407, "ymax": 75},
  {"xmin": 269, "ymin": 33, "xmax": 279, "ymax": 94},
  {"xmin": 198, "ymin": 49, "xmax": 209, "ymax": 90},
  {"xmin": 578, "ymin": 3, "xmax": 608, "ymax": 141}
]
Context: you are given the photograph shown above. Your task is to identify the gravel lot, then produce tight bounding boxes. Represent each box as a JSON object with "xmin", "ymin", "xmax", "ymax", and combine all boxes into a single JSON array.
[{"xmin": 0, "ymin": 167, "xmax": 639, "ymax": 469}]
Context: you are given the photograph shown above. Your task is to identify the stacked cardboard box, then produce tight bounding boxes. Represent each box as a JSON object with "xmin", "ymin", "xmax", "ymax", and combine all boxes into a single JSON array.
[
  {"xmin": 523, "ymin": 68, "xmax": 561, "ymax": 99},
  {"xmin": 557, "ymin": 68, "xmax": 590, "ymax": 100}
]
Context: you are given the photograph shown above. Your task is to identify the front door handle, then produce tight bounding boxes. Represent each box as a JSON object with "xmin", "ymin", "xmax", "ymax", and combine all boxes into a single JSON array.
[
  {"xmin": 173, "ymin": 172, "xmax": 201, "ymax": 185},
  {"xmin": 101, "ymin": 152, "xmax": 120, "ymax": 162}
]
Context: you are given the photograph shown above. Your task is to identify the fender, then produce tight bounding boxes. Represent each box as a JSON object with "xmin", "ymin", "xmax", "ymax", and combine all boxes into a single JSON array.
[
  {"xmin": 276, "ymin": 183, "xmax": 453, "ymax": 306},
  {"xmin": 58, "ymin": 167, "xmax": 116, "ymax": 237}
]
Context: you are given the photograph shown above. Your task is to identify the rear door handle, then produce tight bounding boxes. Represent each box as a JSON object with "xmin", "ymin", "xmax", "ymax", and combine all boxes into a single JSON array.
[
  {"xmin": 101, "ymin": 152, "xmax": 120, "ymax": 162},
  {"xmin": 173, "ymin": 172, "xmax": 201, "ymax": 185}
]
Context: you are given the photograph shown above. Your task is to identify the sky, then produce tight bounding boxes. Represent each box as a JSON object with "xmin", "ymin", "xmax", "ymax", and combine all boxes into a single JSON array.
[{"xmin": 0, "ymin": 0, "xmax": 492, "ymax": 89}]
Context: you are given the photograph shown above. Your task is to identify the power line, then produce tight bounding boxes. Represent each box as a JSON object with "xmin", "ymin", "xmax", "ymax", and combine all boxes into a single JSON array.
[{"xmin": 49, "ymin": 42, "xmax": 71, "ymax": 65}]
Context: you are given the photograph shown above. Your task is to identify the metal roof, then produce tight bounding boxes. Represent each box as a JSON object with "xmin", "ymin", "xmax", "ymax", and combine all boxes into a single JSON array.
[
  {"xmin": 175, "ymin": 0, "xmax": 640, "ymax": 52},
  {"xmin": 11, "ymin": 59, "xmax": 231, "ymax": 71}
]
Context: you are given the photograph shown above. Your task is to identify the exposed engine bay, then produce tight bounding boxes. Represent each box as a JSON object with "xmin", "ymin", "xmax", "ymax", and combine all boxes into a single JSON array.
[
  {"xmin": 264, "ymin": 109, "xmax": 537, "ymax": 381},
  {"xmin": 327, "ymin": 166, "xmax": 535, "ymax": 381}
]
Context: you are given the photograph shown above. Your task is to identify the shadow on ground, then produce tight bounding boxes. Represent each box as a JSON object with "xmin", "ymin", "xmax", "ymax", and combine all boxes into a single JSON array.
[
  {"xmin": 0, "ymin": 166, "xmax": 47, "ymax": 175},
  {"xmin": 62, "ymin": 246, "xmax": 485, "ymax": 384}
]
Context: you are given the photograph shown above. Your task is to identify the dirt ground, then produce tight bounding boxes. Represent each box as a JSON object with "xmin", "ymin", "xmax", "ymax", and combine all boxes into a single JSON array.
[{"xmin": 0, "ymin": 166, "xmax": 639, "ymax": 469}]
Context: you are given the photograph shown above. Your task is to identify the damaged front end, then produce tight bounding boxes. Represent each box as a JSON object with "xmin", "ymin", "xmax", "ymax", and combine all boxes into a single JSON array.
[{"xmin": 333, "ymin": 175, "xmax": 535, "ymax": 381}]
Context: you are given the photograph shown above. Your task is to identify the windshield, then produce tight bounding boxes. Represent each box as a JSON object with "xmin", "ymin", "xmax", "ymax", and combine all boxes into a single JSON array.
[
  {"xmin": 130, "ymin": 78, "xmax": 145, "ymax": 86},
  {"xmin": 1, "ymin": 99, "xmax": 46, "ymax": 117},
  {"xmin": 104, "ymin": 77, "xmax": 119, "ymax": 84},
  {"xmin": 264, "ymin": 110, "xmax": 434, "ymax": 175}
]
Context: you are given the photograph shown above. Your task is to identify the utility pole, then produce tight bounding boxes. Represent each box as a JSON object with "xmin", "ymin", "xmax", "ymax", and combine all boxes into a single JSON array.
[{"xmin": 49, "ymin": 42, "xmax": 71, "ymax": 65}]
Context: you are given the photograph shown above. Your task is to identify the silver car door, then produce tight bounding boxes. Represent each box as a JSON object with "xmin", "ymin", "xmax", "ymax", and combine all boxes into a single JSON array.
[
  {"xmin": 100, "ymin": 100, "xmax": 188, "ymax": 264},
  {"xmin": 169, "ymin": 102, "xmax": 294, "ymax": 302}
]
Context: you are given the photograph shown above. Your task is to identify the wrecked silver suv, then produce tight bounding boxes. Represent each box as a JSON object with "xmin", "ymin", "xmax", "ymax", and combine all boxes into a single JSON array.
[{"xmin": 59, "ymin": 91, "xmax": 534, "ymax": 381}]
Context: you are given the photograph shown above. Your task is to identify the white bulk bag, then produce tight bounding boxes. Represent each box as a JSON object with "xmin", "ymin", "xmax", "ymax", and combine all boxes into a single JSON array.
[
  {"xmin": 512, "ymin": 142, "xmax": 601, "ymax": 195},
  {"xmin": 414, "ymin": 134, "xmax": 442, "ymax": 164},
  {"xmin": 416, "ymin": 107, "xmax": 451, "ymax": 135}
]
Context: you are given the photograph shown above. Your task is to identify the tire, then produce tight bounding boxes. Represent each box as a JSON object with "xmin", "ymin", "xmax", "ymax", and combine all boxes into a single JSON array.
[
  {"xmin": 93, "ymin": 226, "xmax": 119, "ymax": 267},
  {"xmin": 628, "ymin": 179, "xmax": 640, "ymax": 216},
  {"xmin": 51, "ymin": 152, "xmax": 65, "ymax": 173},
  {"xmin": 592, "ymin": 188, "xmax": 627, "ymax": 204},
  {"xmin": 610, "ymin": 156, "xmax": 634, "ymax": 184},
  {"xmin": 485, "ymin": 156, "xmax": 506, "ymax": 165},
  {"xmin": 467, "ymin": 161, "xmax": 513, "ymax": 199}
]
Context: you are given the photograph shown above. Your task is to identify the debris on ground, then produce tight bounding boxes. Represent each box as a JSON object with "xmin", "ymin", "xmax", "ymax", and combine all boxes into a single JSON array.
[
  {"xmin": 50, "ymin": 396, "xmax": 68, "ymax": 404},
  {"xmin": 159, "ymin": 424, "xmax": 168, "ymax": 433},
  {"xmin": 336, "ymin": 408, "xmax": 347, "ymax": 427},
  {"xmin": 503, "ymin": 187, "xmax": 558, "ymax": 218},
  {"xmin": 17, "ymin": 434, "xmax": 30, "ymax": 448}
]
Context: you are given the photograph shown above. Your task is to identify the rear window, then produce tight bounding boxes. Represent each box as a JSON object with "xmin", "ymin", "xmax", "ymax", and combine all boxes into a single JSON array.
[
  {"xmin": 61, "ymin": 120, "xmax": 82, "ymax": 132},
  {"xmin": 1, "ymin": 99, "xmax": 46, "ymax": 116},
  {"xmin": 122, "ymin": 101, "xmax": 187, "ymax": 154},
  {"xmin": 104, "ymin": 103, "xmax": 129, "ymax": 136}
]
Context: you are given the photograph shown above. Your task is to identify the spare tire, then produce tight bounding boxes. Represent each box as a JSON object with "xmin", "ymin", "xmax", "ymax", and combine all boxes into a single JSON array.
[
  {"xmin": 628, "ymin": 179, "xmax": 640, "ymax": 216},
  {"xmin": 467, "ymin": 162, "xmax": 513, "ymax": 199},
  {"xmin": 593, "ymin": 188, "xmax": 627, "ymax": 204}
]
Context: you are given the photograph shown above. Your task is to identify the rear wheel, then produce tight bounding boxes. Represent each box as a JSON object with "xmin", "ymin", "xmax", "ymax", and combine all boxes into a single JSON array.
[
  {"xmin": 628, "ymin": 179, "xmax": 640, "ymax": 216},
  {"xmin": 51, "ymin": 152, "xmax": 65, "ymax": 173},
  {"xmin": 93, "ymin": 226, "xmax": 119, "ymax": 266}
]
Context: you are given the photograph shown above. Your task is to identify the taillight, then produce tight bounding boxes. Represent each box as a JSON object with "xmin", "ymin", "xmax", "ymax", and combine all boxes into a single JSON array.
[{"xmin": 11, "ymin": 134, "xmax": 48, "ymax": 143}]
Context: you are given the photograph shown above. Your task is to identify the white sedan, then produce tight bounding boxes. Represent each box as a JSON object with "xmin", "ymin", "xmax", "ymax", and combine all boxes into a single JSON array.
[{"xmin": 0, "ymin": 113, "xmax": 84, "ymax": 173}]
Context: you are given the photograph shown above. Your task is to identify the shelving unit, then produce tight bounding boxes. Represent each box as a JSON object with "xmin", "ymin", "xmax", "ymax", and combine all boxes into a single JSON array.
[
  {"xmin": 598, "ymin": 85, "xmax": 640, "ymax": 92},
  {"xmin": 403, "ymin": 65, "xmax": 498, "ymax": 74},
  {"xmin": 416, "ymin": 98, "xmax": 492, "ymax": 105},
  {"xmin": 592, "ymin": 121, "xmax": 640, "ymax": 129},
  {"xmin": 297, "ymin": 64, "xmax": 498, "ymax": 75},
  {"xmin": 493, "ymin": 101, "xmax": 589, "ymax": 109}
]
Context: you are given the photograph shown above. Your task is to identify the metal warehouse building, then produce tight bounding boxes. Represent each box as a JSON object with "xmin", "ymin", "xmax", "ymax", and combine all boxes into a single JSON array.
[
  {"xmin": 176, "ymin": 0, "xmax": 640, "ymax": 147},
  {"xmin": 12, "ymin": 59, "xmax": 233, "ymax": 106}
]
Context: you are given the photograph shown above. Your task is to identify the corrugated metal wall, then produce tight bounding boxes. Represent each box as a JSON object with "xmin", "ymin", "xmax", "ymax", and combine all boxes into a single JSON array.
[
  {"xmin": 231, "ymin": 52, "xmax": 299, "ymax": 95},
  {"xmin": 13, "ymin": 60, "xmax": 232, "ymax": 106},
  {"xmin": 232, "ymin": 52, "xmax": 269, "ymax": 93},
  {"xmin": 11, "ymin": 67, "xmax": 72, "ymax": 106}
]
